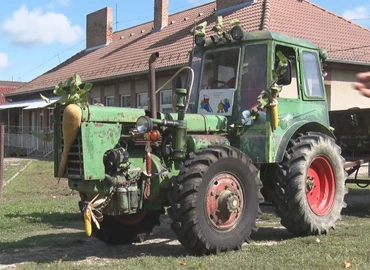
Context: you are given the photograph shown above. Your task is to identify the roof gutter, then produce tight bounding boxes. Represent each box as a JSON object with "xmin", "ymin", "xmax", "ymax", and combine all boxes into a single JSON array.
[{"xmin": 326, "ymin": 58, "xmax": 370, "ymax": 67}]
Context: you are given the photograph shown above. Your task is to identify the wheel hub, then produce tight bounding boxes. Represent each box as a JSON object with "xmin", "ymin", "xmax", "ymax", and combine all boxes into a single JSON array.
[
  {"xmin": 306, "ymin": 156, "xmax": 336, "ymax": 216},
  {"xmin": 206, "ymin": 173, "xmax": 244, "ymax": 231},
  {"xmin": 226, "ymin": 193, "xmax": 240, "ymax": 213}
]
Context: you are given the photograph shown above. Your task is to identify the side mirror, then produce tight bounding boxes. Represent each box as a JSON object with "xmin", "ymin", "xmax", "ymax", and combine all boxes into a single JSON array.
[{"xmin": 277, "ymin": 60, "xmax": 292, "ymax": 86}]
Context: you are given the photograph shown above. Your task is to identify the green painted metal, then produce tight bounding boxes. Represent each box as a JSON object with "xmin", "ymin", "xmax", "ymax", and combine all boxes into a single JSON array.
[
  {"xmin": 81, "ymin": 122, "xmax": 122, "ymax": 180},
  {"xmin": 163, "ymin": 113, "xmax": 228, "ymax": 132},
  {"xmin": 187, "ymin": 134, "xmax": 230, "ymax": 153},
  {"xmin": 68, "ymin": 178, "xmax": 112, "ymax": 198},
  {"xmin": 53, "ymin": 27, "xmax": 336, "ymax": 218},
  {"xmin": 194, "ymin": 30, "xmax": 318, "ymax": 52},
  {"xmin": 82, "ymin": 105, "xmax": 146, "ymax": 123},
  {"xmin": 241, "ymin": 30, "xmax": 318, "ymax": 50}
]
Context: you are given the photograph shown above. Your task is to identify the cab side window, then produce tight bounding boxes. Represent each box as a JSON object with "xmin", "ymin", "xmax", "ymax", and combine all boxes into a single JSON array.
[
  {"xmin": 302, "ymin": 51, "xmax": 324, "ymax": 97},
  {"xmin": 275, "ymin": 45, "xmax": 298, "ymax": 99}
]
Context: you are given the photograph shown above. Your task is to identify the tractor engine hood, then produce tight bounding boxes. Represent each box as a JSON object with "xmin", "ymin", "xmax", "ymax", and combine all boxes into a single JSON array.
[{"xmin": 82, "ymin": 105, "xmax": 228, "ymax": 133}]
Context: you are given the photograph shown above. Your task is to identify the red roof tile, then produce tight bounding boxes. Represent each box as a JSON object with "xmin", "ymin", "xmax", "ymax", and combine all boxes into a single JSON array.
[
  {"xmin": 267, "ymin": 0, "xmax": 370, "ymax": 63},
  {"xmin": 14, "ymin": 0, "xmax": 370, "ymax": 95},
  {"xmin": 0, "ymin": 81, "xmax": 24, "ymax": 104}
]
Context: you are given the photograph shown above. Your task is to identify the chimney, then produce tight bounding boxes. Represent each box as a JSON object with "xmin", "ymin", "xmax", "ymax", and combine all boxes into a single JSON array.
[
  {"xmin": 86, "ymin": 7, "xmax": 113, "ymax": 50},
  {"xmin": 216, "ymin": 0, "xmax": 256, "ymax": 13},
  {"xmin": 154, "ymin": 0, "xmax": 168, "ymax": 31}
]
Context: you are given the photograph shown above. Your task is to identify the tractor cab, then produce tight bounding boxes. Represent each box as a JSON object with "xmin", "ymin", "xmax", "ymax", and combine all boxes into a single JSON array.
[
  {"xmin": 188, "ymin": 26, "xmax": 330, "ymax": 163},
  {"xmin": 188, "ymin": 39, "xmax": 270, "ymax": 121}
]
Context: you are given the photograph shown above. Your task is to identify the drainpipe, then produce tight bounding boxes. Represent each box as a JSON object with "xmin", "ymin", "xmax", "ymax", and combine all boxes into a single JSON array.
[{"xmin": 149, "ymin": 52, "xmax": 159, "ymax": 119}]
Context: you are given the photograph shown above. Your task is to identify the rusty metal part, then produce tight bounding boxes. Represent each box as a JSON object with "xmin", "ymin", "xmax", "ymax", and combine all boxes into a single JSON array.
[
  {"xmin": 149, "ymin": 52, "xmax": 159, "ymax": 119},
  {"xmin": 206, "ymin": 173, "xmax": 244, "ymax": 231}
]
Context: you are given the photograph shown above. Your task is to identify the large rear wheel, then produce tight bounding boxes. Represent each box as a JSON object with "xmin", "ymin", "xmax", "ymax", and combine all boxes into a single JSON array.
[
  {"xmin": 168, "ymin": 145, "xmax": 263, "ymax": 255},
  {"xmin": 273, "ymin": 132, "xmax": 347, "ymax": 235}
]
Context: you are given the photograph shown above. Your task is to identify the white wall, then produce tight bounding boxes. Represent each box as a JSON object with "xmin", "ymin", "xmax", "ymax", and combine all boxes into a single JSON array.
[
  {"xmin": 119, "ymin": 82, "xmax": 130, "ymax": 95},
  {"xmin": 330, "ymin": 69, "xmax": 370, "ymax": 111}
]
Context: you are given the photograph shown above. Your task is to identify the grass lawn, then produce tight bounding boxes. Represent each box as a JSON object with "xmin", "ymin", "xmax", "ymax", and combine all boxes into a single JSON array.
[
  {"xmin": 1, "ymin": 161, "xmax": 370, "ymax": 270},
  {"xmin": 3, "ymin": 158, "xmax": 32, "ymax": 184}
]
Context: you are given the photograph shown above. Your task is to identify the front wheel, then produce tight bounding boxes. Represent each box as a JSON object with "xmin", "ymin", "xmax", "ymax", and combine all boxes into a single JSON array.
[
  {"xmin": 168, "ymin": 145, "xmax": 263, "ymax": 255},
  {"xmin": 273, "ymin": 132, "xmax": 347, "ymax": 235}
]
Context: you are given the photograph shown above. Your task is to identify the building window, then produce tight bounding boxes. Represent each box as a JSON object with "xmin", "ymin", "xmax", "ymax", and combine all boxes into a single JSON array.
[
  {"xmin": 121, "ymin": 95, "xmax": 131, "ymax": 107},
  {"xmin": 160, "ymin": 90, "xmax": 173, "ymax": 113},
  {"xmin": 48, "ymin": 111, "xmax": 54, "ymax": 131},
  {"xmin": 137, "ymin": 93, "xmax": 148, "ymax": 109},
  {"xmin": 91, "ymin": 97, "xmax": 101, "ymax": 104},
  {"xmin": 106, "ymin": 96, "xmax": 115, "ymax": 107}
]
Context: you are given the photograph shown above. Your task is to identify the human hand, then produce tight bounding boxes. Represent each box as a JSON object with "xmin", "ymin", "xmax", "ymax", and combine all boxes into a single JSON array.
[{"xmin": 354, "ymin": 72, "xmax": 370, "ymax": 98}]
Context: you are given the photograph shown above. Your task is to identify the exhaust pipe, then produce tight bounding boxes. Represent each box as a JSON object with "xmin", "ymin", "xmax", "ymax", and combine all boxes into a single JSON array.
[{"xmin": 149, "ymin": 52, "xmax": 159, "ymax": 119}]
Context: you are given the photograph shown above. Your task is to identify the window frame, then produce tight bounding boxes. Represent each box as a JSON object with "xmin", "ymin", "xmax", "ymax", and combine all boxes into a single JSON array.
[
  {"xmin": 137, "ymin": 93, "xmax": 148, "ymax": 110},
  {"xmin": 160, "ymin": 90, "xmax": 173, "ymax": 113},
  {"xmin": 91, "ymin": 97, "xmax": 101, "ymax": 105},
  {"xmin": 121, "ymin": 95, "xmax": 131, "ymax": 108},
  {"xmin": 106, "ymin": 96, "xmax": 115, "ymax": 107},
  {"xmin": 300, "ymin": 50, "xmax": 325, "ymax": 100}
]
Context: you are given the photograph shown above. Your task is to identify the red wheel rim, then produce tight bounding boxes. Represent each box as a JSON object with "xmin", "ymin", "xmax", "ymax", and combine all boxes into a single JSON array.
[
  {"xmin": 115, "ymin": 210, "xmax": 147, "ymax": 225},
  {"xmin": 306, "ymin": 156, "xmax": 335, "ymax": 216},
  {"xmin": 205, "ymin": 173, "xmax": 244, "ymax": 231}
]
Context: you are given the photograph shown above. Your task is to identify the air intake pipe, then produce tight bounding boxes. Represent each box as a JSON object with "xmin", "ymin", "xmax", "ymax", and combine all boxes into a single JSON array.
[{"xmin": 149, "ymin": 52, "xmax": 159, "ymax": 119}]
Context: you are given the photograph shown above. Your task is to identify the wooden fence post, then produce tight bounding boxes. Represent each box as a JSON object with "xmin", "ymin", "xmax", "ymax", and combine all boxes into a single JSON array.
[{"xmin": 0, "ymin": 122, "xmax": 4, "ymax": 198}]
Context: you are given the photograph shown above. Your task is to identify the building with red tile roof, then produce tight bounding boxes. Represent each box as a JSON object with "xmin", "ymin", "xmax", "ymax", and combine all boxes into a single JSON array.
[
  {"xmin": 1, "ymin": 0, "xmax": 370, "ymax": 153},
  {"xmin": 0, "ymin": 81, "xmax": 24, "ymax": 104},
  {"xmin": 6, "ymin": 0, "xmax": 370, "ymax": 99}
]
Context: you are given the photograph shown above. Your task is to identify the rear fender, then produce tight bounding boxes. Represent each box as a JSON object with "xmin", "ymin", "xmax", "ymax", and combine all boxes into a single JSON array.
[{"xmin": 273, "ymin": 121, "xmax": 334, "ymax": 163}]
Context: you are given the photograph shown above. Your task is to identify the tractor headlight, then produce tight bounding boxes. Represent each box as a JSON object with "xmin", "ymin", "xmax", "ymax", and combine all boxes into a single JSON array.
[
  {"xmin": 230, "ymin": 25, "xmax": 245, "ymax": 41},
  {"xmin": 195, "ymin": 35, "xmax": 206, "ymax": 47},
  {"xmin": 136, "ymin": 116, "xmax": 153, "ymax": 134}
]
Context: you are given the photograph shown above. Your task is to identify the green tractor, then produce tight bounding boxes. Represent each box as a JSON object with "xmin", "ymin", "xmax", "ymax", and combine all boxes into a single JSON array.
[{"xmin": 54, "ymin": 24, "xmax": 347, "ymax": 255}]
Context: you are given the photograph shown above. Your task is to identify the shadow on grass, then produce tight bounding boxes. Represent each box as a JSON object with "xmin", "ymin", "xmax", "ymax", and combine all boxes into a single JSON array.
[
  {"xmin": 343, "ymin": 188, "xmax": 370, "ymax": 218},
  {"xmin": 0, "ymin": 214, "xmax": 296, "ymax": 266},
  {"xmin": 4, "ymin": 212, "xmax": 83, "ymax": 230},
  {"xmin": 341, "ymin": 205, "xmax": 370, "ymax": 218},
  {"xmin": 252, "ymin": 227, "xmax": 294, "ymax": 242},
  {"xmin": 0, "ymin": 231, "xmax": 189, "ymax": 266}
]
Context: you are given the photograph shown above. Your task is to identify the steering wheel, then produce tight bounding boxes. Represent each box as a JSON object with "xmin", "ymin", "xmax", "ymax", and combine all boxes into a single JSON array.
[{"xmin": 208, "ymin": 79, "xmax": 229, "ymax": 89}]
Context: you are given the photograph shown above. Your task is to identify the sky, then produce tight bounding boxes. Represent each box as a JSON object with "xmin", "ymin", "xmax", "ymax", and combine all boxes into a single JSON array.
[{"xmin": 0, "ymin": 0, "xmax": 369, "ymax": 83}]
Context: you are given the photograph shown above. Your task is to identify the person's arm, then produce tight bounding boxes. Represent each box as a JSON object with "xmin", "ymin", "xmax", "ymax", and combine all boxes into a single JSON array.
[{"xmin": 354, "ymin": 72, "xmax": 370, "ymax": 98}]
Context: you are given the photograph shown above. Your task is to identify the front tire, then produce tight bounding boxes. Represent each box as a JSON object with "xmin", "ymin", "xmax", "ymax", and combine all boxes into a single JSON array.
[
  {"xmin": 168, "ymin": 145, "xmax": 263, "ymax": 255},
  {"xmin": 273, "ymin": 132, "xmax": 347, "ymax": 235}
]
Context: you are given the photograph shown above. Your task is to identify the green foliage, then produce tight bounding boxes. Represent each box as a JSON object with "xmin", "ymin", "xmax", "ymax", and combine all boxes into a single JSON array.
[
  {"xmin": 40, "ymin": 93, "xmax": 50, "ymax": 104},
  {"xmin": 190, "ymin": 17, "xmax": 240, "ymax": 39},
  {"xmin": 31, "ymin": 130, "xmax": 53, "ymax": 142},
  {"xmin": 212, "ymin": 16, "xmax": 223, "ymax": 36},
  {"xmin": 53, "ymin": 73, "xmax": 93, "ymax": 109},
  {"xmin": 257, "ymin": 51, "xmax": 288, "ymax": 109},
  {"xmin": 190, "ymin": 21, "xmax": 207, "ymax": 37},
  {"xmin": 245, "ymin": 109, "xmax": 260, "ymax": 122},
  {"xmin": 319, "ymin": 49, "xmax": 328, "ymax": 60},
  {"xmin": 226, "ymin": 19, "xmax": 241, "ymax": 34}
]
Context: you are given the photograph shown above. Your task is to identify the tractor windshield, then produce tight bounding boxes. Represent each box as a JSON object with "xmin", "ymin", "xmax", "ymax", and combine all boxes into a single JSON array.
[
  {"xmin": 193, "ymin": 47, "xmax": 240, "ymax": 116},
  {"xmin": 200, "ymin": 48, "xmax": 240, "ymax": 90}
]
